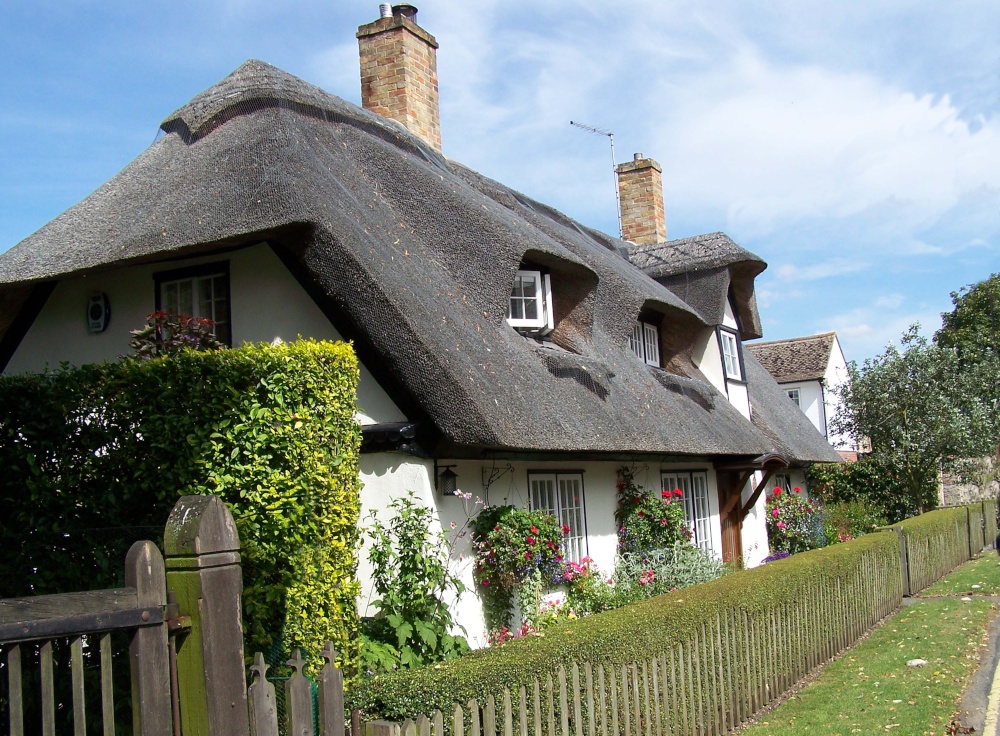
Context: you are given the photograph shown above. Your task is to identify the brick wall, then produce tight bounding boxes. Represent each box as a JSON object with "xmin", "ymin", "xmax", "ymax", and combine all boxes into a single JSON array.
[
  {"xmin": 616, "ymin": 154, "xmax": 666, "ymax": 245},
  {"xmin": 357, "ymin": 12, "xmax": 441, "ymax": 152}
]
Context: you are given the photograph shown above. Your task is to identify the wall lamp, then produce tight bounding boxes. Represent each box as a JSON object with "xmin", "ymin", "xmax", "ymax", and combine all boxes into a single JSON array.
[{"xmin": 436, "ymin": 463, "xmax": 459, "ymax": 496}]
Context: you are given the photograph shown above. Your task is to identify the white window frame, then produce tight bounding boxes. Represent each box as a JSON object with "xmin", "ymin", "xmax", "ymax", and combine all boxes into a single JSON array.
[
  {"xmin": 629, "ymin": 320, "xmax": 661, "ymax": 367},
  {"xmin": 155, "ymin": 263, "xmax": 231, "ymax": 346},
  {"xmin": 661, "ymin": 470, "xmax": 713, "ymax": 554},
  {"xmin": 719, "ymin": 328, "xmax": 743, "ymax": 380},
  {"xmin": 773, "ymin": 473, "xmax": 792, "ymax": 492},
  {"xmin": 786, "ymin": 389, "xmax": 800, "ymax": 406},
  {"xmin": 507, "ymin": 269, "xmax": 554, "ymax": 334},
  {"xmin": 528, "ymin": 472, "xmax": 587, "ymax": 562}
]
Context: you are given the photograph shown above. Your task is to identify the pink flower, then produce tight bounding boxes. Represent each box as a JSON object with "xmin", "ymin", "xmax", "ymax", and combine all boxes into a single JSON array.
[
  {"xmin": 481, "ymin": 579, "xmax": 490, "ymax": 586},
  {"xmin": 660, "ymin": 519, "xmax": 668, "ymax": 526},
  {"xmin": 772, "ymin": 508, "xmax": 780, "ymax": 518},
  {"xmin": 526, "ymin": 536, "xmax": 536, "ymax": 545},
  {"xmin": 561, "ymin": 525, "xmax": 571, "ymax": 534},
  {"xmin": 777, "ymin": 521, "xmax": 786, "ymax": 530}
]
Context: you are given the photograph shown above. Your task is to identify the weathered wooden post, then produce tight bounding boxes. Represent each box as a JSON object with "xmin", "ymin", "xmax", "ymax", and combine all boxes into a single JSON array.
[
  {"xmin": 126, "ymin": 540, "xmax": 173, "ymax": 736},
  {"xmin": 164, "ymin": 495, "xmax": 250, "ymax": 736}
]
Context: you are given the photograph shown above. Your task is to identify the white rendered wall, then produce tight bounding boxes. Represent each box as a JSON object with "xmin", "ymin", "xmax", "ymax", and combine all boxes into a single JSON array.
[
  {"xmin": 779, "ymin": 380, "xmax": 827, "ymax": 438},
  {"xmin": 4, "ymin": 243, "xmax": 404, "ymax": 425},
  {"xmin": 721, "ymin": 299, "xmax": 752, "ymax": 420}
]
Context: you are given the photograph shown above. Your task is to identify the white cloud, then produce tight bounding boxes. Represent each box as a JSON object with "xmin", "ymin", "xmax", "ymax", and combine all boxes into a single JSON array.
[{"xmin": 775, "ymin": 258, "xmax": 869, "ymax": 282}]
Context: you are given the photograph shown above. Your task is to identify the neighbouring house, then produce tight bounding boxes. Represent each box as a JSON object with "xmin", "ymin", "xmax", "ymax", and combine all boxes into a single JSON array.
[
  {"xmin": 746, "ymin": 332, "xmax": 858, "ymax": 461},
  {"xmin": 0, "ymin": 5, "xmax": 840, "ymax": 644}
]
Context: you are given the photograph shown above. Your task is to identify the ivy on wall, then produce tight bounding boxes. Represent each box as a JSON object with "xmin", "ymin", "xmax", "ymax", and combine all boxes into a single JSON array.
[{"xmin": 0, "ymin": 339, "xmax": 361, "ymax": 673}]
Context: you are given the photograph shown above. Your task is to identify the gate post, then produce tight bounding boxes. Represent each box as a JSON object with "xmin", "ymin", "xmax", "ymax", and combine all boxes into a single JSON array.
[
  {"xmin": 126, "ymin": 540, "xmax": 172, "ymax": 736},
  {"xmin": 164, "ymin": 495, "xmax": 250, "ymax": 736}
]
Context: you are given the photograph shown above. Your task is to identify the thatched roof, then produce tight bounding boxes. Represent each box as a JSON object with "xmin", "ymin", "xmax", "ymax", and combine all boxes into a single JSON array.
[
  {"xmin": 0, "ymin": 60, "xmax": 830, "ymax": 462},
  {"xmin": 628, "ymin": 233, "xmax": 766, "ymax": 340}
]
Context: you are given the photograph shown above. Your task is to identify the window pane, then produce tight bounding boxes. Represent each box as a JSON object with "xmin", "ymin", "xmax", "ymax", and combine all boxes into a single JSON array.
[
  {"xmin": 629, "ymin": 323, "xmax": 642, "ymax": 358},
  {"xmin": 662, "ymin": 471, "xmax": 713, "ymax": 554},
  {"xmin": 643, "ymin": 322, "xmax": 660, "ymax": 366}
]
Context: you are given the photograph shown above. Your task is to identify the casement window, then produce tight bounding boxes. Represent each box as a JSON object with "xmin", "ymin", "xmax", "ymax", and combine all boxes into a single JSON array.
[
  {"xmin": 773, "ymin": 473, "xmax": 792, "ymax": 492},
  {"xmin": 719, "ymin": 328, "xmax": 743, "ymax": 381},
  {"xmin": 154, "ymin": 262, "xmax": 232, "ymax": 345},
  {"xmin": 507, "ymin": 270, "xmax": 554, "ymax": 334},
  {"xmin": 629, "ymin": 321, "xmax": 661, "ymax": 367},
  {"xmin": 661, "ymin": 470, "xmax": 713, "ymax": 554},
  {"xmin": 786, "ymin": 389, "xmax": 800, "ymax": 407},
  {"xmin": 528, "ymin": 472, "xmax": 587, "ymax": 562}
]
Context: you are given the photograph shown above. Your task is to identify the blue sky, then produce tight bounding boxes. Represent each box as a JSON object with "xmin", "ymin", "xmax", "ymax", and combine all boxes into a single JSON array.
[{"xmin": 3, "ymin": 1, "xmax": 999, "ymax": 362}]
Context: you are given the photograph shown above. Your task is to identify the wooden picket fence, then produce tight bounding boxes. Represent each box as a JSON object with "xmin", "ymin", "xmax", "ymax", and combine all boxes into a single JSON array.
[{"xmin": 381, "ymin": 544, "xmax": 902, "ymax": 736}]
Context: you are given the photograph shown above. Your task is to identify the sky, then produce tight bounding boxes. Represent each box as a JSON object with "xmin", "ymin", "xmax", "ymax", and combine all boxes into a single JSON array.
[{"xmin": 2, "ymin": 1, "xmax": 999, "ymax": 363}]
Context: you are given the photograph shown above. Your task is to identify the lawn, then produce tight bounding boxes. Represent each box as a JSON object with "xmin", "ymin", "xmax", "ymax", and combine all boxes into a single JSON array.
[
  {"xmin": 737, "ymin": 597, "xmax": 994, "ymax": 735},
  {"xmin": 922, "ymin": 552, "xmax": 1000, "ymax": 596}
]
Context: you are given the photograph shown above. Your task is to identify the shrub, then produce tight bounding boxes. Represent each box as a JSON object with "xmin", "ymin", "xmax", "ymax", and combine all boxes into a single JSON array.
[
  {"xmin": 361, "ymin": 491, "xmax": 470, "ymax": 673},
  {"xmin": 0, "ymin": 340, "xmax": 361, "ymax": 674},
  {"xmin": 807, "ymin": 458, "xmax": 924, "ymax": 523},
  {"xmin": 472, "ymin": 506, "xmax": 566, "ymax": 630},
  {"xmin": 765, "ymin": 487, "xmax": 826, "ymax": 554},
  {"xmin": 616, "ymin": 467, "xmax": 691, "ymax": 554},
  {"xmin": 128, "ymin": 310, "xmax": 224, "ymax": 357},
  {"xmin": 822, "ymin": 501, "xmax": 886, "ymax": 544}
]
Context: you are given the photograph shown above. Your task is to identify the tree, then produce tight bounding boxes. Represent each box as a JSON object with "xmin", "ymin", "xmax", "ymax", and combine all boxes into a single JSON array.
[
  {"xmin": 935, "ymin": 274, "xmax": 1000, "ymax": 455},
  {"xmin": 832, "ymin": 325, "xmax": 989, "ymax": 514}
]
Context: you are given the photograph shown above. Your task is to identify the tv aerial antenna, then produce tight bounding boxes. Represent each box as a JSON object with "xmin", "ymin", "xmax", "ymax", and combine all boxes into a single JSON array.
[{"xmin": 570, "ymin": 120, "xmax": 622, "ymax": 238}]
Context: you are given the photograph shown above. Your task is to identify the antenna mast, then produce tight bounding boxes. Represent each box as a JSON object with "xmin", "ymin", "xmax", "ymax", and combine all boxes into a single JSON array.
[{"xmin": 570, "ymin": 120, "xmax": 622, "ymax": 238}]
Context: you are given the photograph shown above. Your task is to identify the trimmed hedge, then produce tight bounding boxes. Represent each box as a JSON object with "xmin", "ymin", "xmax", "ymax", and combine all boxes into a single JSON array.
[
  {"xmin": 893, "ymin": 506, "xmax": 973, "ymax": 594},
  {"xmin": 0, "ymin": 340, "xmax": 361, "ymax": 672},
  {"xmin": 365, "ymin": 531, "xmax": 902, "ymax": 718}
]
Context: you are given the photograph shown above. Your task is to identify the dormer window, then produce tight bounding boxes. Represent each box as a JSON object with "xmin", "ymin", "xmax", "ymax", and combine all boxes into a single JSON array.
[
  {"xmin": 507, "ymin": 269, "xmax": 554, "ymax": 334},
  {"xmin": 629, "ymin": 321, "xmax": 661, "ymax": 367},
  {"xmin": 719, "ymin": 328, "xmax": 743, "ymax": 380}
]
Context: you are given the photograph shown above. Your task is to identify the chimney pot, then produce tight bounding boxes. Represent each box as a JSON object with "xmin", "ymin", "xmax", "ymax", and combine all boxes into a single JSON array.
[
  {"xmin": 392, "ymin": 4, "xmax": 418, "ymax": 21},
  {"xmin": 379, "ymin": 3, "xmax": 392, "ymax": 19},
  {"xmin": 634, "ymin": 152, "xmax": 643, "ymax": 162}
]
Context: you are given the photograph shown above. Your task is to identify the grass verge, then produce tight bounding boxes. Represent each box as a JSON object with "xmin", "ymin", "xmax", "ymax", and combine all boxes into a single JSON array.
[
  {"xmin": 738, "ymin": 598, "xmax": 994, "ymax": 735},
  {"xmin": 922, "ymin": 553, "xmax": 1000, "ymax": 596}
]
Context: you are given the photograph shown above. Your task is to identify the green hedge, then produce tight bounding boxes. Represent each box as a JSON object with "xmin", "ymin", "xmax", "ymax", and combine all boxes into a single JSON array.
[
  {"xmin": 365, "ymin": 531, "xmax": 902, "ymax": 718},
  {"xmin": 0, "ymin": 340, "xmax": 361, "ymax": 671}
]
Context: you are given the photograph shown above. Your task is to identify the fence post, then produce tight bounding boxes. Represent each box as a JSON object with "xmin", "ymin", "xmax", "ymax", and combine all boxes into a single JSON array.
[
  {"xmin": 126, "ymin": 540, "xmax": 173, "ymax": 736},
  {"xmin": 893, "ymin": 526, "xmax": 911, "ymax": 597},
  {"xmin": 164, "ymin": 495, "xmax": 250, "ymax": 736}
]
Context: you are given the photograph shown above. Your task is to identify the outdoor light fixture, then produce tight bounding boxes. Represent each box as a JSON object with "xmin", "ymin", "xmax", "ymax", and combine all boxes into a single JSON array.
[{"xmin": 437, "ymin": 465, "xmax": 459, "ymax": 496}]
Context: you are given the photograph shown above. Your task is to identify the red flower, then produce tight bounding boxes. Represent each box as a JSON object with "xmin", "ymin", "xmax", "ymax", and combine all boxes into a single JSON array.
[
  {"xmin": 494, "ymin": 525, "xmax": 500, "ymax": 532},
  {"xmin": 555, "ymin": 554, "xmax": 563, "ymax": 561},
  {"xmin": 561, "ymin": 525, "xmax": 571, "ymax": 534},
  {"xmin": 673, "ymin": 489, "xmax": 683, "ymax": 497},
  {"xmin": 546, "ymin": 541, "xmax": 555, "ymax": 549},
  {"xmin": 530, "ymin": 526, "xmax": 539, "ymax": 534},
  {"xmin": 793, "ymin": 487, "xmax": 801, "ymax": 493},
  {"xmin": 661, "ymin": 490, "xmax": 670, "ymax": 499},
  {"xmin": 526, "ymin": 536, "xmax": 536, "ymax": 545},
  {"xmin": 638, "ymin": 510, "xmax": 645, "ymax": 517},
  {"xmin": 525, "ymin": 552, "xmax": 532, "ymax": 561},
  {"xmin": 481, "ymin": 579, "xmax": 490, "ymax": 587},
  {"xmin": 773, "ymin": 488, "xmax": 782, "ymax": 496}
]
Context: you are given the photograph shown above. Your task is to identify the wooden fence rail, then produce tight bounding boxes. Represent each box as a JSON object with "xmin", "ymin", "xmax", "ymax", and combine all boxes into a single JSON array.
[{"xmin": 0, "ymin": 541, "xmax": 171, "ymax": 736}]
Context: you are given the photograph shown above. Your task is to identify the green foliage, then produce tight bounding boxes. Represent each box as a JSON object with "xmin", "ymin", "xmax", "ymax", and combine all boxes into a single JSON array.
[
  {"xmin": 807, "ymin": 458, "xmax": 921, "ymax": 523},
  {"xmin": 128, "ymin": 310, "xmax": 224, "ymax": 358},
  {"xmin": 832, "ymin": 325, "xmax": 989, "ymax": 514},
  {"xmin": 0, "ymin": 340, "xmax": 361, "ymax": 674},
  {"xmin": 364, "ymin": 532, "xmax": 902, "ymax": 719},
  {"xmin": 821, "ymin": 501, "xmax": 886, "ymax": 545},
  {"xmin": 361, "ymin": 492, "xmax": 470, "ymax": 672},
  {"xmin": 615, "ymin": 467, "xmax": 691, "ymax": 554},
  {"xmin": 765, "ymin": 487, "xmax": 826, "ymax": 554},
  {"xmin": 472, "ymin": 505, "xmax": 566, "ymax": 630}
]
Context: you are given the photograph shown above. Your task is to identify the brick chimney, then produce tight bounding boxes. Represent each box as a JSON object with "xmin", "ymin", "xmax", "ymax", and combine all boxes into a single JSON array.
[
  {"xmin": 615, "ymin": 153, "xmax": 666, "ymax": 244},
  {"xmin": 357, "ymin": 4, "xmax": 442, "ymax": 152}
]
